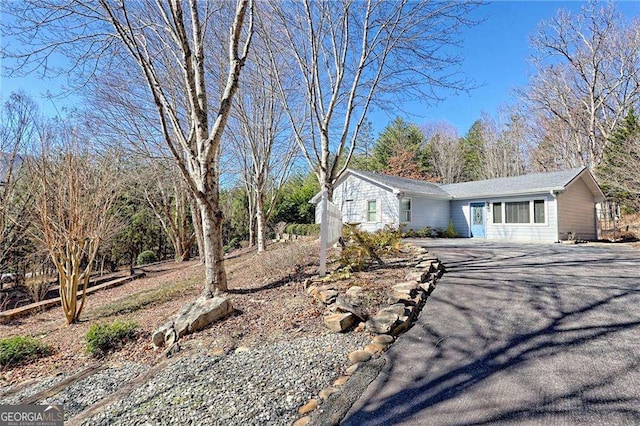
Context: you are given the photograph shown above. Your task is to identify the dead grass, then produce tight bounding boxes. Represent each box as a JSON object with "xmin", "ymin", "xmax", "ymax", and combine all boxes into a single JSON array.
[
  {"xmin": 87, "ymin": 271, "xmax": 203, "ymax": 320},
  {"xmin": 0, "ymin": 240, "xmax": 415, "ymax": 388}
]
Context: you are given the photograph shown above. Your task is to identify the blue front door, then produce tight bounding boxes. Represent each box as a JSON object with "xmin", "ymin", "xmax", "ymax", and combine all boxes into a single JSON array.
[{"xmin": 470, "ymin": 203, "xmax": 485, "ymax": 238}]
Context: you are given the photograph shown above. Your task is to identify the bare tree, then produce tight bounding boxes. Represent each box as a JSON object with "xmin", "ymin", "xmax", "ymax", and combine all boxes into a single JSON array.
[
  {"xmin": 423, "ymin": 122, "xmax": 464, "ymax": 184},
  {"xmin": 28, "ymin": 129, "xmax": 121, "ymax": 325},
  {"xmin": 142, "ymin": 161, "xmax": 195, "ymax": 262},
  {"xmin": 265, "ymin": 0, "xmax": 478, "ymax": 198},
  {"xmin": 521, "ymin": 2, "xmax": 640, "ymax": 170},
  {"xmin": 479, "ymin": 111, "xmax": 527, "ymax": 179},
  {"xmin": 4, "ymin": 0, "xmax": 254, "ymax": 296},
  {"xmin": 227, "ymin": 42, "xmax": 298, "ymax": 253},
  {"xmin": 0, "ymin": 93, "xmax": 36, "ymax": 287}
]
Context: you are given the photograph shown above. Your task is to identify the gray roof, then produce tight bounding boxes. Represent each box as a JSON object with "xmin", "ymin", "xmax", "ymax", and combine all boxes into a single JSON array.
[
  {"xmin": 311, "ymin": 166, "xmax": 602, "ymax": 203},
  {"xmin": 441, "ymin": 167, "xmax": 587, "ymax": 198},
  {"xmin": 351, "ymin": 169, "xmax": 451, "ymax": 197}
]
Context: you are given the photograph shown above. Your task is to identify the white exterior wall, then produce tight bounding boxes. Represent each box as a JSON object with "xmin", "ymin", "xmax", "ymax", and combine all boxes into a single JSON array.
[
  {"xmin": 451, "ymin": 194, "xmax": 559, "ymax": 242},
  {"xmin": 405, "ymin": 196, "xmax": 450, "ymax": 231},
  {"xmin": 324, "ymin": 175, "xmax": 400, "ymax": 232},
  {"xmin": 450, "ymin": 200, "xmax": 470, "ymax": 237},
  {"xmin": 556, "ymin": 177, "xmax": 598, "ymax": 240}
]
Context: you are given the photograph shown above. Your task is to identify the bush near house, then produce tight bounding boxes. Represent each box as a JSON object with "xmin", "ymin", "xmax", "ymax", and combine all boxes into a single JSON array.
[
  {"xmin": 85, "ymin": 320, "xmax": 139, "ymax": 357},
  {"xmin": 0, "ymin": 336, "xmax": 52, "ymax": 367},
  {"xmin": 340, "ymin": 226, "xmax": 401, "ymax": 270},
  {"xmin": 285, "ymin": 223, "xmax": 321, "ymax": 236}
]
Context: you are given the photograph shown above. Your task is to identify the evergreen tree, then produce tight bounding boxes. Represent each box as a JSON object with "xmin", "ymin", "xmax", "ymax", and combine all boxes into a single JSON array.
[
  {"xmin": 370, "ymin": 117, "xmax": 429, "ymax": 176},
  {"xmin": 598, "ymin": 108, "xmax": 640, "ymax": 207},
  {"xmin": 459, "ymin": 120, "xmax": 485, "ymax": 182}
]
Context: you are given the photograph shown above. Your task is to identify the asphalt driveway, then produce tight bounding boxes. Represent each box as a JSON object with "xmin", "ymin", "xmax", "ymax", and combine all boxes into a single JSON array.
[{"xmin": 343, "ymin": 239, "xmax": 640, "ymax": 425}]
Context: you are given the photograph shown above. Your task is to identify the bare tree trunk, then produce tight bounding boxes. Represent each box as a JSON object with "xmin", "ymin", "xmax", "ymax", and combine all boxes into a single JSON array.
[
  {"xmin": 198, "ymin": 197, "xmax": 227, "ymax": 296},
  {"xmin": 256, "ymin": 193, "xmax": 266, "ymax": 253},
  {"xmin": 190, "ymin": 196, "xmax": 205, "ymax": 262}
]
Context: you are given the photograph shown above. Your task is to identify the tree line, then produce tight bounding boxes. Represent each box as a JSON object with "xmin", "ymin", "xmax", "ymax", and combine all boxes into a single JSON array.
[{"xmin": 0, "ymin": 1, "xmax": 637, "ymax": 323}]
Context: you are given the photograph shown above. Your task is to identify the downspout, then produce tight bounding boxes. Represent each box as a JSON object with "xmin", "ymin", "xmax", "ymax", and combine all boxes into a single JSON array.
[{"xmin": 550, "ymin": 189, "xmax": 560, "ymax": 243}]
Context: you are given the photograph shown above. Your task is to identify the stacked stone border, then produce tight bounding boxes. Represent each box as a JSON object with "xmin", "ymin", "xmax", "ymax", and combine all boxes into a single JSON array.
[{"xmin": 295, "ymin": 245, "xmax": 445, "ymax": 425}]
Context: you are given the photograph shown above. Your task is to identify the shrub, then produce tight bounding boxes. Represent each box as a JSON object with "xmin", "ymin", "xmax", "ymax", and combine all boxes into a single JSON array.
[
  {"xmin": 340, "ymin": 226, "xmax": 401, "ymax": 270},
  {"xmin": 0, "ymin": 336, "xmax": 52, "ymax": 367},
  {"xmin": 402, "ymin": 226, "xmax": 437, "ymax": 238},
  {"xmin": 85, "ymin": 320, "xmax": 139, "ymax": 357},
  {"xmin": 443, "ymin": 220, "xmax": 458, "ymax": 238},
  {"xmin": 136, "ymin": 250, "xmax": 157, "ymax": 265},
  {"xmin": 285, "ymin": 223, "xmax": 320, "ymax": 236}
]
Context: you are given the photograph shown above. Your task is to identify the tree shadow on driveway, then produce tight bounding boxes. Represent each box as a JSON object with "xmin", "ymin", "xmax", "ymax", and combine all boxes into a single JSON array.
[{"xmin": 343, "ymin": 244, "xmax": 640, "ymax": 425}]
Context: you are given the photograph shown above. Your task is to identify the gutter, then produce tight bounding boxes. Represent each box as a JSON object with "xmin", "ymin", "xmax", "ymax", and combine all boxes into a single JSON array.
[{"xmin": 447, "ymin": 187, "xmax": 566, "ymax": 200}]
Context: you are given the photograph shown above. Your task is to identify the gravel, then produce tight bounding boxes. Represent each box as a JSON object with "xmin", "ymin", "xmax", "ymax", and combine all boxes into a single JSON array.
[
  {"xmin": 42, "ymin": 363, "xmax": 149, "ymax": 420},
  {"xmin": 54, "ymin": 332, "xmax": 368, "ymax": 425},
  {"xmin": 1, "ymin": 374, "xmax": 71, "ymax": 405}
]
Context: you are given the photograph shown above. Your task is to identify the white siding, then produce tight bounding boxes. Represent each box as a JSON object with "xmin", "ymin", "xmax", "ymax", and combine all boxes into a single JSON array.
[
  {"xmin": 450, "ymin": 200, "xmax": 470, "ymax": 237},
  {"xmin": 451, "ymin": 194, "xmax": 559, "ymax": 242},
  {"xmin": 557, "ymin": 176, "xmax": 597, "ymax": 240},
  {"xmin": 319, "ymin": 175, "xmax": 399, "ymax": 232},
  {"xmin": 404, "ymin": 197, "xmax": 450, "ymax": 231}
]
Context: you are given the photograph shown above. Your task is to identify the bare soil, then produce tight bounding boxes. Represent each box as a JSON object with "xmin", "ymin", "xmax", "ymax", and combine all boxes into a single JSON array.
[{"xmin": 0, "ymin": 240, "xmax": 414, "ymax": 388}]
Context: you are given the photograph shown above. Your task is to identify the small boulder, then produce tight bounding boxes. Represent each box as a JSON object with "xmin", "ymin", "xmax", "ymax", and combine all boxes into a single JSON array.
[
  {"xmin": 335, "ymin": 294, "xmax": 365, "ymax": 320},
  {"xmin": 373, "ymin": 334, "xmax": 394, "ymax": 345},
  {"xmin": 293, "ymin": 417, "xmax": 311, "ymax": 426},
  {"xmin": 334, "ymin": 375, "xmax": 350, "ymax": 386},
  {"xmin": 392, "ymin": 315, "xmax": 412, "ymax": 335},
  {"xmin": 364, "ymin": 343, "xmax": 386, "ymax": 356},
  {"xmin": 345, "ymin": 286, "xmax": 364, "ymax": 298},
  {"xmin": 392, "ymin": 282, "xmax": 419, "ymax": 295},
  {"xmin": 152, "ymin": 321, "xmax": 175, "ymax": 348},
  {"xmin": 405, "ymin": 270, "xmax": 428, "ymax": 283},
  {"xmin": 298, "ymin": 399, "xmax": 318, "ymax": 415},
  {"xmin": 345, "ymin": 363, "xmax": 361, "ymax": 375},
  {"xmin": 318, "ymin": 288, "xmax": 338, "ymax": 304},
  {"xmin": 324, "ymin": 312, "xmax": 356, "ymax": 333},
  {"xmin": 319, "ymin": 386, "xmax": 340, "ymax": 400},
  {"xmin": 365, "ymin": 311, "xmax": 399, "ymax": 334},
  {"xmin": 348, "ymin": 350, "xmax": 372, "ymax": 364},
  {"xmin": 307, "ymin": 285, "xmax": 319, "ymax": 297}
]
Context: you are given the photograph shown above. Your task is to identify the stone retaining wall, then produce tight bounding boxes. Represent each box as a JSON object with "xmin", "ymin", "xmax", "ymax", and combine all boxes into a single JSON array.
[{"xmin": 296, "ymin": 244, "xmax": 446, "ymax": 425}]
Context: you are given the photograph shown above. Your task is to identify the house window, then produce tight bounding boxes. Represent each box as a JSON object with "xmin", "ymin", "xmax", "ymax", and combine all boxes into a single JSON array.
[
  {"xmin": 534, "ymin": 200, "xmax": 545, "ymax": 223},
  {"xmin": 492, "ymin": 202, "xmax": 502, "ymax": 224},
  {"xmin": 400, "ymin": 198, "xmax": 411, "ymax": 223},
  {"xmin": 505, "ymin": 201, "xmax": 530, "ymax": 223},
  {"xmin": 367, "ymin": 200, "xmax": 377, "ymax": 222}
]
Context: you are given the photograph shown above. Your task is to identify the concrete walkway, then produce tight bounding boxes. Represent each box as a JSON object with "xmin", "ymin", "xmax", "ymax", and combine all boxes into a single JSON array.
[{"xmin": 343, "ymin": 240, "xmax": 640, "ymax": 425}]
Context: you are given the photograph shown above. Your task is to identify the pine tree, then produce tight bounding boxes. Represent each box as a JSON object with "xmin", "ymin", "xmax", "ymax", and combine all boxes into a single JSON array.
[
  {"xmin": 598, "ymin": 108, "xmax": 640, "ymax": 207},
  {"xmin": 459, "ymin": 120, "xmax": 485, "ymax": 182}
]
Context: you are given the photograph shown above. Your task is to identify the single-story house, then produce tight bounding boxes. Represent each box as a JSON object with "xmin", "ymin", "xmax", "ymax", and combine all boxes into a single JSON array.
[{"xmin": 311, "ymin": 167, "xmax": 605, "ymax": 242}]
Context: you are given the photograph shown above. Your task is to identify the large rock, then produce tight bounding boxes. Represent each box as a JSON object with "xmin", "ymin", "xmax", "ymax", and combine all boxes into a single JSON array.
[
  {"xmin": 366, "ymin": 310, "xmax": 399, "ymax": 334},
  {"xmin": 324, "ymin": 312, "xmax": 356, "ymax": 333},
  {"xmin": 335, "ymin": 294, "xmax": 366, "ymax": 320},
  {"xmin": 153, "ymin": 296, "xmax": 233, "ymax": 347},
  {"xmin": 366, "ymin": 304, "xmax": 411, "ymax": 334}
]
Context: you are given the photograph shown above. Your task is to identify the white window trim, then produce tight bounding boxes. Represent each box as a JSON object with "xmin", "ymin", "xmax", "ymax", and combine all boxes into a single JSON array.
[
  {"xmin": 366, "ymin": 199, "xmax": 378, "ymax": 223},
  {"xmin": 400, "ymin": 197, "xmax": 412, "ymax": 224},
  {"xmin": 492, "ymin": 198, "xmax": 548, "ymax": 227}
]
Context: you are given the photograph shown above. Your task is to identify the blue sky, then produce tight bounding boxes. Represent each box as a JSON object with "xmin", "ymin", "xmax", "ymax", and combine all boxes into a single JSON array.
[
  {"xmin": 368, "ymin": 0, "xmax": 640, "ymax": 137},
  {"xmin": 1, "ymin": 1, "xmax": 639, "ymax": 136}
]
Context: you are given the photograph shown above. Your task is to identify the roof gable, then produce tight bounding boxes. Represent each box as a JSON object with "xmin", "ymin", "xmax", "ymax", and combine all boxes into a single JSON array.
[{"xmin": 349, "ymin": 170, "xmax": 450, "ymax": 198}]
